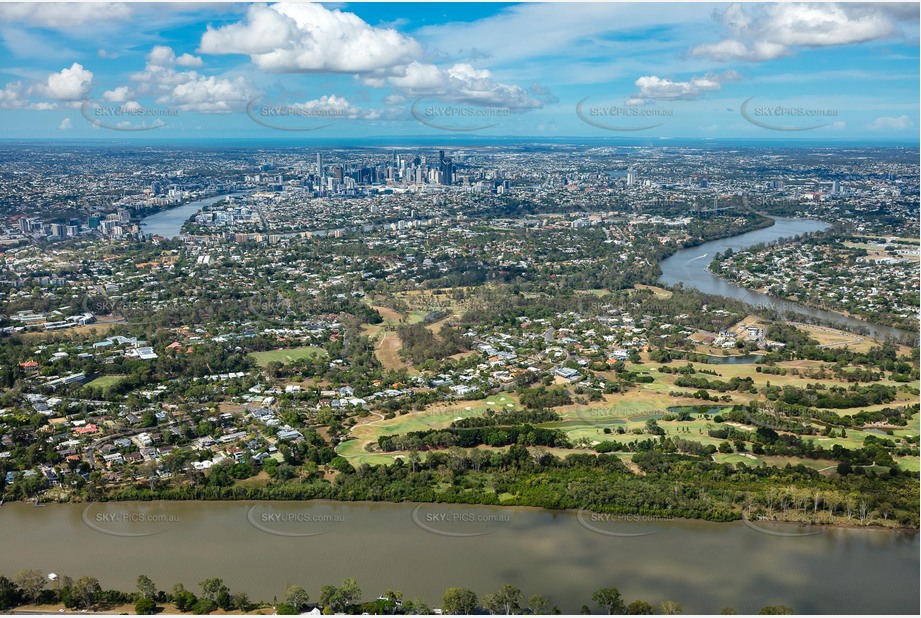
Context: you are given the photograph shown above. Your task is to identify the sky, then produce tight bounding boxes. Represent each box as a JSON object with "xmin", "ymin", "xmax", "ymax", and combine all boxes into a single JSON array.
[{"xmin": 0, "ymin": 1, "xmax": 918, "ymax": 141}]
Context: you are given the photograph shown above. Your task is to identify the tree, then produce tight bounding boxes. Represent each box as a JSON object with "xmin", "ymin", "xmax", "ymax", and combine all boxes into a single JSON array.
[
  {"xmin": 483, "ymin": 584, "xmax": 521, "ymax": 615},
  {"xmin": 527, "ymin": 594, "xmax": 553, "ymax": 615},
  {"xmin": 191, "ymin": 598, "xmax": 216, "ymax": 615},
  {"xmin": 403, "ymin": 597, "xmax": 433, "ymax": 615},
  {"xmin": 592, "ymin": 587, "xmax": 625, "ymax": 615},
  {"xmin": 172, "ymin": 583, "xmax": 197, "ymax": 612},
  {"xmin": 284, "ymin": 585, "xmax": 310, "ymax": 611},
  {"xmin": 320, "ymin": 578, "xmax": 361, "ymax": 613},
  {"xmin": 0, "ymin": 575, "xmax": 22, "ymax": 610},
  {"xmin": 199, "ymin": 578, "xmax": 229, "ymax": 602},
  {"xmin": 233, "ymin": 592, "xmax": 250, "ymax": 612},
  {"xmin": 135, "ymin": 596, "xmax": 157, "ymax": 615},
  {"xmin": 626, "ymin": 600, "xmax": 654, "ymax": 614},
  {"xmin": 276, "ymin": 602, "xmax": 298, "ymax": 615},
  {"xmin": 660, "ymin": 601, "xmax": 683, "ymax": 615},
  {"xmin": 442, "ymin": 587, "xmax": 478, "ymax": 615},
  {"xmin": 71, "ymin": 577, "xmax": 101, "ymax": 610},
  {"xmin": 14, "ymin": 569, "xmax": 46, "ymax": 603},
  {"xmin": 759, "ymin": 606, "xmax": 794, "ymax": 615},
  {"xmin": 136, "ymin": 575, "xmax": 157, "ymax": 599}
]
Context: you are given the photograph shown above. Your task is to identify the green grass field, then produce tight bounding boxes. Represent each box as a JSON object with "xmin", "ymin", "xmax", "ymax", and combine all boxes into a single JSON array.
[
  {"xmin": 83, "ymin": 375, "xmax": 126, "ymax": 391},
  {"xmin": 249, "ymin": 346, "xmax": 328, "ymax": 367}
]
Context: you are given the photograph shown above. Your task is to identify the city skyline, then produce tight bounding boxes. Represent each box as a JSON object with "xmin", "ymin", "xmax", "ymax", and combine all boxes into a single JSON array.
[{"xmin": 0, "ymin": 1, "xmax": 918, "ymax": 140}]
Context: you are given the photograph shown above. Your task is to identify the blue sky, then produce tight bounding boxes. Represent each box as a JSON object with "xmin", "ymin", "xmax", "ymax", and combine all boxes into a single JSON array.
[{"xmin": 0, "ymin": 1, "xmax": 918, "ymax": 140}]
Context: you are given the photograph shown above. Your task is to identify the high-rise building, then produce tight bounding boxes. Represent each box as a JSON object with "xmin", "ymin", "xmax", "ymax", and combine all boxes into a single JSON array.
[
  {"xmin": 626, "ymin": 172, "xmax": 636, "ymax": 186},
  {"xmin": 316, "ymin": 153, "xmax": 323, "ymax": 180}
]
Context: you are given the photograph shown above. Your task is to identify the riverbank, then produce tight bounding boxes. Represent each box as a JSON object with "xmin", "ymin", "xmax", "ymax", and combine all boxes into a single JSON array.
[{"xmin": 3, "ymin": 495, "xmax": 916, "ymax": 533}]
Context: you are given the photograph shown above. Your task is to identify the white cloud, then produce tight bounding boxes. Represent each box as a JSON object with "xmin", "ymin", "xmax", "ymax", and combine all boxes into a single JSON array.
[
  {"xmin": 98, "ymin": 49, "xmax": 119, "ymax": 59},
  {"xmin": 168, "ymin": 74, "xmax": 255, "ymax": 113},
  {"xmin": 630, "ymin": 70, "xmax": 740, "ymax": 104},
  {"xmin": 383, "ymin": 93, "xmax": 407, "ymax": 105},
  {"xmin": 691, "ymin": 3, "xmax": 916, "ymax": 62},
  {"xmin": 199, "ymin": 2, "xmax": 421, "ymax": 73},
  {"xmin": 176, "ymin": 53, "xmax": 203, "ymax": 68},
  {"xmin": 102, "ymin": 86, "xmax": 133, "ymax": 102},
  {"xmin": 129, "ymin": 45, "xmax": 257, "ymax": 114},
  {"xmin": 416, "ymin": 2, "xmax": 708, "ymax": 66},
  {"xmin": 0, "ymin": 81, "xmax": 27, "ymax": 108},
  {"xmin": 34, "ymin": 63, "xmax": 93, "ymax": 101},
  {"xmin": 58, "ymin": 117, "xmax": 72, "ymax": 130},
  {"xmin": 0, "ymin": 2, "xmax": 132, "ymax": 27},
  {"xmin": 386, "ymin": 62, "xmax": 544, "ymax": 109},
  {"xmin": 870, "ymin": 115, "xmax": 913, "ymax": 130},
  {"xmin": 197, "ymin": 4, "xmax": 543, "ymax": 110},
  {"xmin": 276, "ymin": 95, "xmax": 377, "ymax": 119}
]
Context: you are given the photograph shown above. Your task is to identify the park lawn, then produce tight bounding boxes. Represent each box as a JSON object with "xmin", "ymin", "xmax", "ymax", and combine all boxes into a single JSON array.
[
  {"xmin": 337, "ymin": 394, "xmax": 521, "ymax": 464},
  {"xmin": 336, "ymin": 439, "xmax": 405, "ymax": 466},
  {"xmin": 84, "ymin": 374, "xmax": 126, "ymax": 390},
  {"xmin": 712, "ymin": 452, "xmax": 760, "ymax": 466},
  {"xmin": 632, "ymin": 284, "xmax": 673, "ymax": 299},
  {"xmin": 234, "ymin": 470, "xmax": 271, "ymax": 489},
  {"xmin": 645, "ymin": 356, "xmax": 912, "ymax": 394},
  {"xmin": 407, "ymin": 309, "xmax": 429, "ymax": 324},
  {"xmin": 249, "ymin": 346, "xmax": 327, "ymax": 367},
  {"xmin": 895, "ymin": 456, "xmax": 920, "ymax": 472},
  {"xmin": 757, "ymin": 455, "xmax": 840, "ymax": 471}
]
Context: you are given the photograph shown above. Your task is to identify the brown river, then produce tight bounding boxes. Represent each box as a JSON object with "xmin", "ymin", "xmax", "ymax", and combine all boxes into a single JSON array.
[{"xmin": 0, "ymin": 500, "xmax": 917, "ymax": 614}]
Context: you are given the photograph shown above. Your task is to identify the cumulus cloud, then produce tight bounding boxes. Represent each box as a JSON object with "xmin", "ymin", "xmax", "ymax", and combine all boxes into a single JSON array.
[
  {"xmin": 168, "ymin": 74, "xmax": 256, "ymax": 113},
  {"xmin": 690, "ymin": 3, "xmax": 916, "ymax": 62},
  {"xmin": 199, "ymin": 2, "xmax": 421, "ymax": 73},
  {"xmin": 176, "ymin": 53, "xmax": 203, "ymax": 67},
  {"xmin": 34, "ymin": 63, "xmax": 93, "ymax": 101},
  {"xmin": 128, "ymin": 45, "xmax": 257, "ymax": 113},
  {"xmin": 629, "ymin": 70, "xmax": 741, "ymax": 104},
  {"xmin": 870, "ymin": 115, "xmax": 913, "ymax": 130},
  {"xmin": 386, "ymin": 62, "xmax": 544, "ymax": 109},
  {"xmin": 275, "ymin": 95, "xmax": 385, "ymax": 119},
  {"xmin": 0, "ymin": 81, "xmax": 28, "ymax": 108},
  {"xmin": 102, "ymin": 85, "xmax": 133, "ymax": 102},
  {"xmin": 0, "ymin": 2, "xmax": 132, "ymax": 27},
  {"xmin": 58, "ymin": 117, "xmax": 72, "ymax": 130},
  {"xmin": 198, "ymin": 3, "xmax": 545, "ymax": 110}
]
